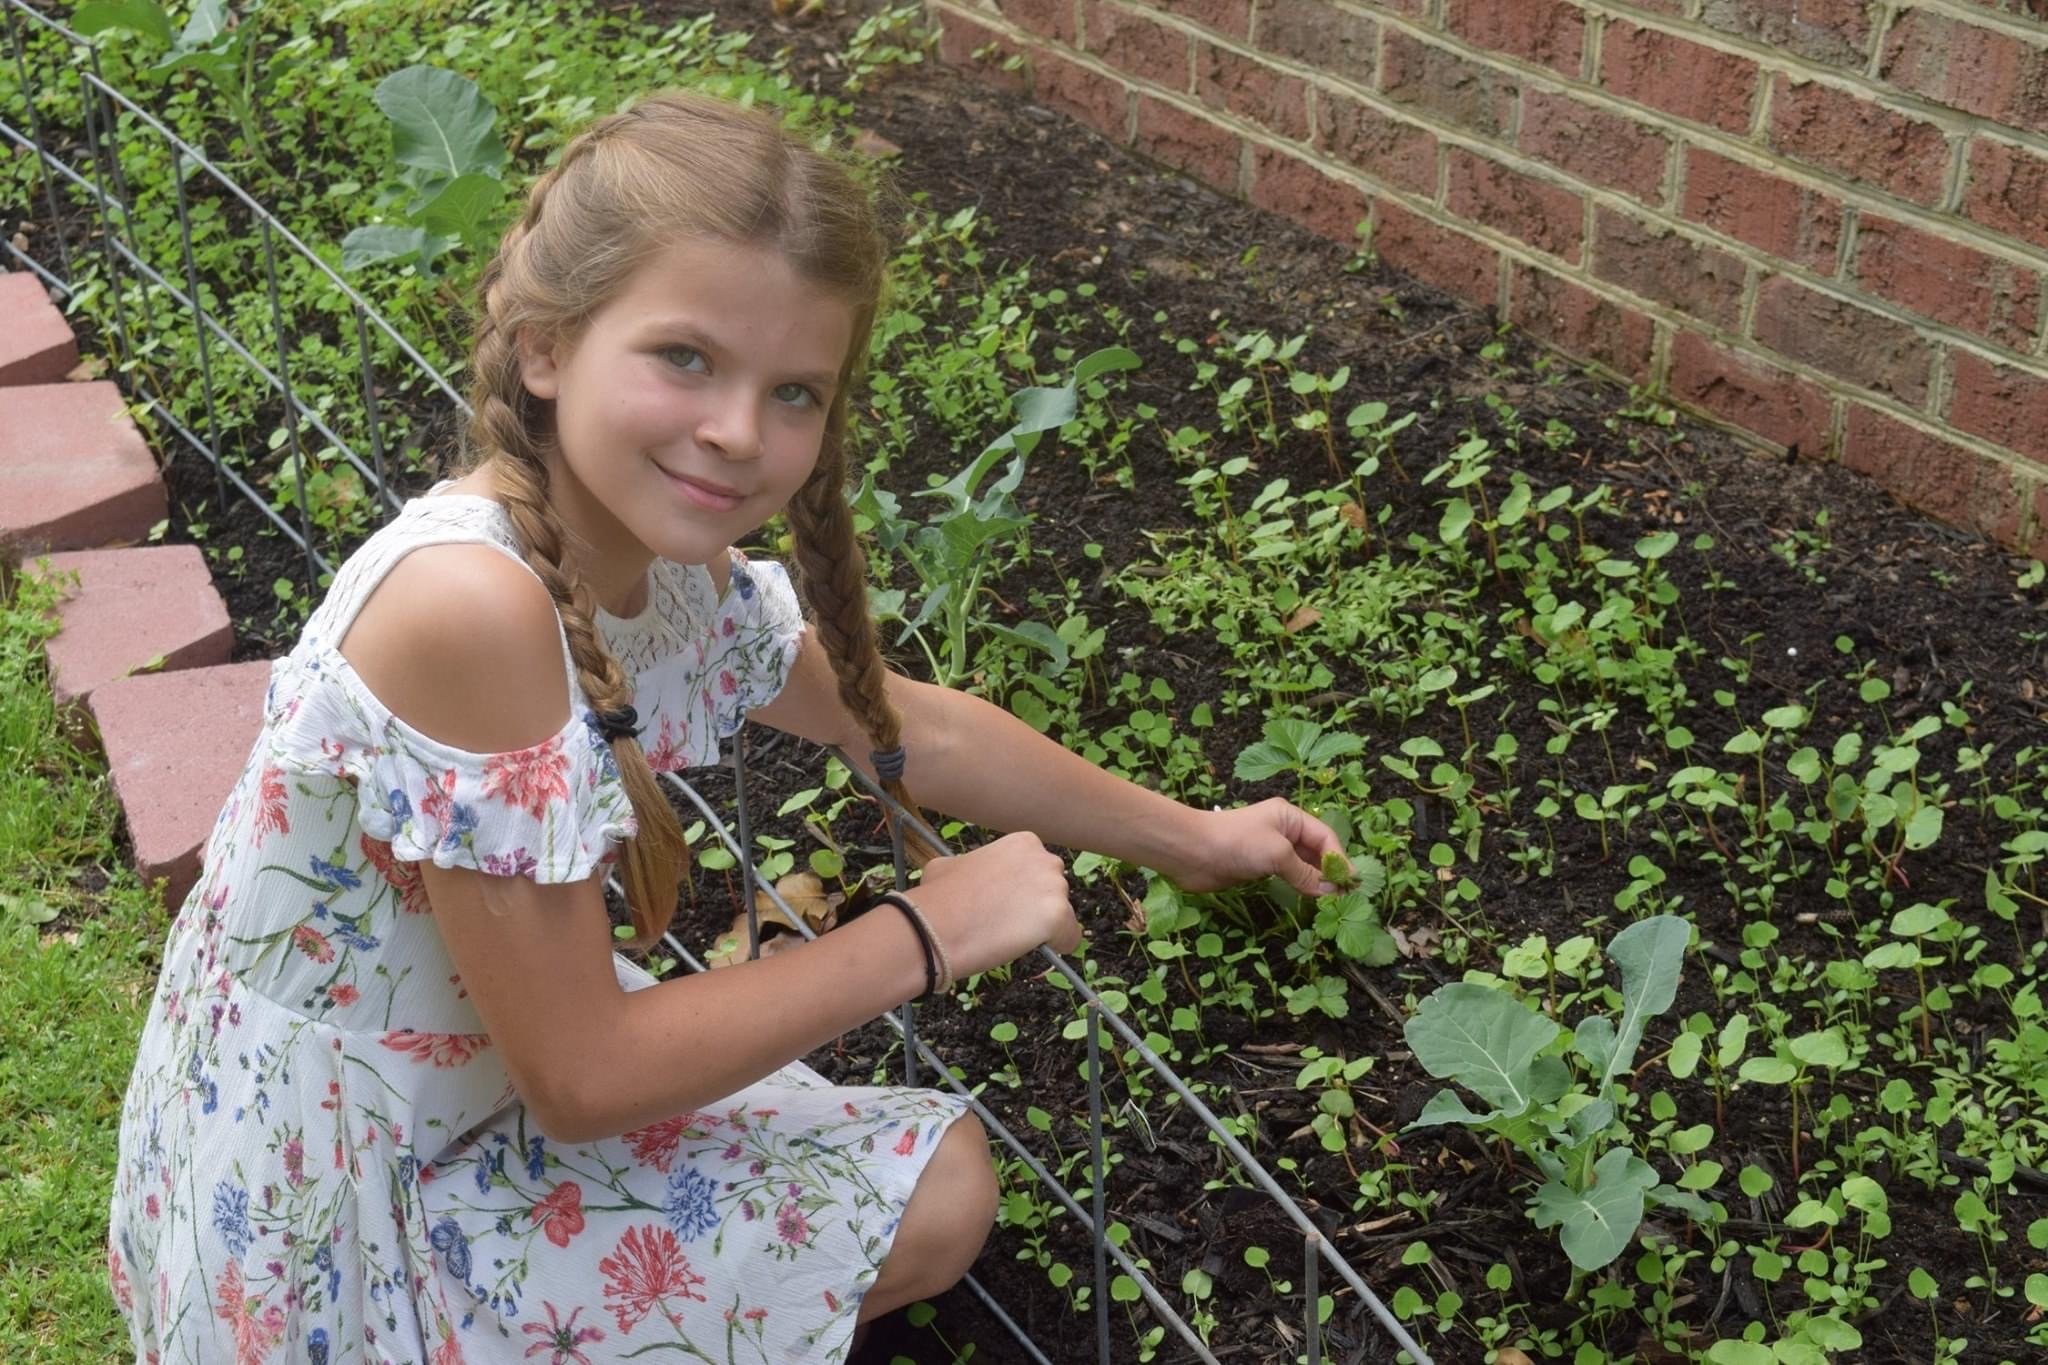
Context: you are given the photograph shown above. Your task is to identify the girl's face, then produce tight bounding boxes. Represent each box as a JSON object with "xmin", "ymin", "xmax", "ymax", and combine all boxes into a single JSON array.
[{"xmin": 518, "ymin": 236, "xmax": 856, "ymax": 583}]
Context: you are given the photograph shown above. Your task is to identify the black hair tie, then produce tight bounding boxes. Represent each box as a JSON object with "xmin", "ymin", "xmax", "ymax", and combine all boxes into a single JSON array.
[
  {"xmin": 870, "ymin": 745, "xmax": 906, "ymax": 782},
  {"xmin": 595, "ymin": 705, "xmax": 640, "ymax": 745}
]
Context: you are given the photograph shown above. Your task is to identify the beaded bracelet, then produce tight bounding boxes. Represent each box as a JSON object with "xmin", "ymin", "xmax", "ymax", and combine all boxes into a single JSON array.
[{"xmin": 876, "ymin": 892, "xmax": 953, "ymax": 1000}]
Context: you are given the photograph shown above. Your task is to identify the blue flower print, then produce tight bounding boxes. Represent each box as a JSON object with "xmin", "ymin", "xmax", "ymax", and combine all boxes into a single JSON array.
[
  {"xmin": 473, "ymin": 1144, "xmax": 503, "ymax": 1195},
  {"xmin": 525, "ymin": 1135, "xmax": 546, "ymax": 1181},
  {"xmin": 308, "ymin": 1327, "xmax": 329, "ymax": 1365},
  {"xmin": 428, "ymin": 1217, "xmax": 472, "ymax": 1281},
  {"xmin": 396, "ymin": 1154, "xmax": 419, "ymax": 1189},
  {"xmin": 730, "ymin": 558, "xmax": 757, "ymax": 601},
  {"xmin": 385, "ymin": 788, "xmax": 411, "ymax": 824},
  {"xmin": 212, "ymin": 1180, "xmax": 252, "ymax": 1257},
  {"xmin": 665, "ymin": 1164, "xmax": 720, "ymax": 1242},
  {"xmin": 330, "ymin": 914, "xmax": 379, "ymax": 952},
  {"xmin": 308, "ymin": 856, "xmax": 361, "ymax": 891},
  {"xmin": 201, "ymin": 1079, "xmax": 219, "ymax": 1114},
  {"xmin": 438, "ymin": 802, "xmax": 478, "ymax": 852}
]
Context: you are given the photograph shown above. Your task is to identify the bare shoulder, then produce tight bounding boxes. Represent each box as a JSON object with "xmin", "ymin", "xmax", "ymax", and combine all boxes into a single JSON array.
[{"xmin": 337, "ymin": 542, "xmax": 572, "ymax": 753}]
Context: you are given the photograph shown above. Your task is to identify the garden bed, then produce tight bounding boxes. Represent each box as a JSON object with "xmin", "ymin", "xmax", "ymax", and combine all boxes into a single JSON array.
[{"xmin": 27, "ymin": 1, "xmax": 2048, "ymax": 1360}]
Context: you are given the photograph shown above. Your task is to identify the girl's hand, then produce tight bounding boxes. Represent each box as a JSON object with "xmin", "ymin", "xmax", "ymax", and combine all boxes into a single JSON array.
[
  {"xmin": 910, "ymin": 831, "xmax": 1083, "ymax": 976},
  {"xmin": 1167, "ymin": 798, "xmax": 1350, "ymax": 897}
]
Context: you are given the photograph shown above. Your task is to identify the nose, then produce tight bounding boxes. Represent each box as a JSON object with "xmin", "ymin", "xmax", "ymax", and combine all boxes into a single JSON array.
[{"xmin": 695, "ymin": 386, "xmax": 762, "ymax": 463}]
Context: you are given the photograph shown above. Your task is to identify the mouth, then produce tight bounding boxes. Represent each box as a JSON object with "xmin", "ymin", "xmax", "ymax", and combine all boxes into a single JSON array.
[{"xmin": 654, "ymin": 465, "xmax": 746, "ymax": 511}]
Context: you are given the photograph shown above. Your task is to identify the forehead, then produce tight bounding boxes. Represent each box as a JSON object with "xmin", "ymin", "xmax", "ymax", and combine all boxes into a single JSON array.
[{"xmin": 595, "ymin": 237, "xmax": 855, "ymax": 373}]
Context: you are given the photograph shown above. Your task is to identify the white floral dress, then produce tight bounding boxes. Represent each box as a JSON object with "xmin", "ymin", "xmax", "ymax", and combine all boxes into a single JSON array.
[{"xmin": 108, "ymin": 488, "xmax": 967, "ymax": 1364}]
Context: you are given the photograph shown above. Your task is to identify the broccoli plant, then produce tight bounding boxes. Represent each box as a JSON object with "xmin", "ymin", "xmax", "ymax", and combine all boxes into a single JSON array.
[{"xmin": 1402, "ymin": 914, "xmax": 1707, "ymax": 1273}]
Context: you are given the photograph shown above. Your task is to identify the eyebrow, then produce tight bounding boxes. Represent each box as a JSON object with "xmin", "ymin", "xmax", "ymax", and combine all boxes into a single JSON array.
[{"xmin": 644, "ymin": 319, "xmax": 840, "ymax": 392}]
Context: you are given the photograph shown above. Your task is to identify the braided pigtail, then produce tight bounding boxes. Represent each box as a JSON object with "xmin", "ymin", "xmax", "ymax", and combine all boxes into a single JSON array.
[
  {"xmin": 463, "ymin": 193, "xmax": 689, "ymax": 948},
  {"xmin": 784, "ymin": 411, "xmax": 939, "ymax": 866}
]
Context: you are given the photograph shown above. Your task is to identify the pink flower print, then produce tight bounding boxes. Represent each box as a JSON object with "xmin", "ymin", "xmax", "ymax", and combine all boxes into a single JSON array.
[
  {"xmin": 720, "ymin": 616, "xmax": 736, "ymax": 638},
  {"xmin": 253, "ymin": 764, "xmax": 291, "ymax": 847},
  {"xmin": 359, "ymin": 834, "xmax": 429, "ymax": 914},
  {"xmin": 432, "ymin": 1317, "xmax": 468, "ymax": 1365},
  {"xmin": 521, "ymin": 1302, "xmax": 605, "ymax": 1363},
  {"xmin": 775, "ymin": 1200, "xmax": 810, "ymax": 1246},
  {"xmin": 327, "ymin": 983, "xmax": 359, "ymax": 1007},
  {"xmin": 283, "ymin": 1138, "xmax": 306, "ymax": 1189},
  {"xmin": 145, "ymin": 1193, "xmax": 160, "ymax": 1220},
  {"xmin": 719, "ymin": 669, "xmax": 738, "ymax": 696},
  {"xmin": 419, "ymin": 766, "xmax": 459, "ymax": 827},
  {"xmin": 894, "ymin": 1127, "xmax": 918, "ymax": 1157},
  {"xmin": 598, "ymin": 1223, "xmax": 707, "ymax": 1334},
  {"xmin": 482, "ymin": 736, "xmax": 570, "ymax": 819},
  {"xmin": 843, "ymin": 1102, "xmax": 860, "ymax": 1118},
  {"xmin": 623, "ymin": 1114, "xmax": 717, "ymax": 1173},
  {"xmin": 644, "ymin": 716, "xmax": 682, "ymax": 773},
  {"xmin": 107, "ymin": 1241, "xmax": 133, "ymax": 1312},
  {"xmin": 530, "ymin": 1182, "xmax": 586, "ymax": 1249},
  {"xmin": 291, "ymin": 925, "xmax": 335, "ymax": 964},
  {"xmin": 378, "ymin": 1031, "xmax": 490, "ymax": 1068},
  {"xmin": 212, "ymin": 1262, "xmax": 286, "ymax": 1365}
]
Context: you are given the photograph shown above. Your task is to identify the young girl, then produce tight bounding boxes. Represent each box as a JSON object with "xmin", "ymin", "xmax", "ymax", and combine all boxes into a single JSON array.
[{"xmin": 108, "ymin": 90, "xmax": 1346, "ymax": 1363}]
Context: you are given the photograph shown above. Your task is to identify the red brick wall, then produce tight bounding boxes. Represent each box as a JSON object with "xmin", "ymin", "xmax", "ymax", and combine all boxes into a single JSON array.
[{"xmin": 930, "ymin": 0, "xmax": 2048, "ymax": 557}]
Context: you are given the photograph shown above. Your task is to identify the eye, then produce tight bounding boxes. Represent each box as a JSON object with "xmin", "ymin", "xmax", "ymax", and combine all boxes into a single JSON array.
[
  {"xmin": 660, "ymin": 346, "xmax": 707, "ymax": 372},
  {"xmin": 772, "ymin": 382, "xmax": 822, "ymax": 409}
]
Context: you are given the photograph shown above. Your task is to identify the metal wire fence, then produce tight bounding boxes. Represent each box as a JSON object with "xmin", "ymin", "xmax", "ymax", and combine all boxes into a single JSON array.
[{"xmin": 3, "ymin": 2, "xmax": 1429, "ymax": 1358}]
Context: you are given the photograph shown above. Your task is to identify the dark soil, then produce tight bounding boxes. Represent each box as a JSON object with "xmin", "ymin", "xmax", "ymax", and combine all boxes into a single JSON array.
[{"xmin": 55, "ymin": 1, "xmax": 2048, "ymax": 1360}]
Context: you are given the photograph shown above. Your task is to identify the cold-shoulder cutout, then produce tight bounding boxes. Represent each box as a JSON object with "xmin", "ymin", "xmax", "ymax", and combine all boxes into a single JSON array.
[
  {"xmin": 264, "ymin": 527, "xmax": 634, "ymax": 884},
  {"xmin": 338, "ymin": 542, "xmax": 573, "ymax": 757}
]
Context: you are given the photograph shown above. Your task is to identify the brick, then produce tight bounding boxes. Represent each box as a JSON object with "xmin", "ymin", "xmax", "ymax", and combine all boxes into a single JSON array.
[
  {"xmin": 1593, "ymin": 207, "xmax": 1747, "ymax": 329},
  {"xmin": 1668, "ymin": 329, "xmax": 1835, "ymax": 457},
  {"xmin": 1033, "ymin": 49, "xmax": 1131, "ymax": 136},
  {"xmin": 1317, "ymin": 92, "xmax": 1439, "ymax": 196},
  {"xmin": 1696, "ymin": 0, "xmax": 1878, "ymax": 69},
  {"xmin": 1196, "ymin": 40, "xmax": 1310, "ymax": 141},
  {"xmin": 1134, "ymin": 0, "xmax": 1249, "ymax": 41},
  {"xmin": 1135, "ymin": 95, "xmax": 1242, "ymax": 190},
  {"xmin": 1520, "ymin": 90, "xmax": 1671, "ymax": 201},
  {"xmin": 1254, "ymin": 0, "xmax": 1377, "ymax": 85},
  {"xmin": 28, "ymin": 546, "xmax": 231, "ymax": 709},
  {"xmin": 1853, "ymin": 216, "xmax": 2043, "ymax": 352},
  {"xmin": 1752, "ymin": 276, "xmax": 1932, "ymax": 404},
  {"xmin": 936, "ymin": 9, "xmax": 1031, "ymax": 94},
  {"xmin": 1383, "ymin": 30, "xmax": 1517, "ymax": 138},
  {"xmin": 1768, "ymin": 75, "xmax": 1952, "ymax": 207},
  {"xmin": 1085, "ymin": 1, "xmax": 1189, "ymax": 89},
  {"xmin": 1445, "ymin": 0, "xmax": 1586, "ymax": 77},
  {"xmin": 1950, "ymin": 350, "xmax": 2048, "ymax": 463},
  {"xmin": 0, "ymin": 272, "xmax": 79, "ymax": 386},
  {"xmin": 1373, "ymin": 199, "xmax": 1502, "ymax": 304},
  {"xmin": 1601, "ymin": 20, "xmax": 1759, "ymax": 134},
  {"xmin": 1000, "ymin": 0, "xmax": 1078, "ymax": 44},
  {"xmin": 1446, "ymin": 148, "xmax": 1586, "ymax": 263},
  {"xmin": 1962, "ymin": 137, "xmax": 2048, "ymax": 252},
  {"xmin": 1508, "ymin": 262, "xmax": 1657, "ymax": 376},
  {"xmin": 91, "ymin": 659, "xmax": 273, "ymax": 908},
  {"xmin": 1841, "ymin": 405, "xmax": 2025, "ymax": 546},
  {"xmin": 0, "ymin": 382, "xmax": 166, "ymax": 561},
  {"xmin": 1249, "ymin": 145, "xmax": 1372, "ymax": 244},
  {"xmin": 1880, "ymin": 9, "xmax": 2048, "ymax": 135},
  {"xmin": 1680, "ymin": 148, "xmax": 1842, "ymax": 272}
]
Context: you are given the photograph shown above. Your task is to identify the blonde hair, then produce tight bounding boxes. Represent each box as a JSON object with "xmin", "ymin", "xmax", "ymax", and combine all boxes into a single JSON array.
[{"xmin": 459, "ymin": 90, "xmax": 928, "ymax": 947}]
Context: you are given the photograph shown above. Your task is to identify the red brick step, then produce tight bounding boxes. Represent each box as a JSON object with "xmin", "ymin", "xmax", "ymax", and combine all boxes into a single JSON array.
[
  {"xmin": 0, "ymin": 271, "xmax": 80, "ymax": 386},
  {"xmin": 90, "ymin": 660, "xmax": 272, "ymax": 908},
  {"xmin": 0, "ymin": 381, "xmax": 167, "ymax": 562},
  {"xmin": 29, "ymin": 545, "xmax": 233, "ymax": 709}
]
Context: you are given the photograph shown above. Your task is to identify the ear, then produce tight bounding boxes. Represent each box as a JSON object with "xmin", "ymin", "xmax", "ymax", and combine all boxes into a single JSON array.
[{"xmin": 515, "ymin": 327, "xmax": 561, "ymax": 401}]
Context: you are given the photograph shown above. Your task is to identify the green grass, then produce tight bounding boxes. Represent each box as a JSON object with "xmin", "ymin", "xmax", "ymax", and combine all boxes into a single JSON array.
[{"xmin": 0, "ymin": 569, "xmax": 166, "ymax": 1362}]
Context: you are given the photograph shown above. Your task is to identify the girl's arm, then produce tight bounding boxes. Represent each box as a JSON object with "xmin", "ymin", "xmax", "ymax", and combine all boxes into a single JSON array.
[
  {"xmin": 752, "ymin": 632, "xmax": 1347, "ymax": 896},
  {"xmin": 345, "ymin": 546, "xmax": 1079, "ymax": 1143}
]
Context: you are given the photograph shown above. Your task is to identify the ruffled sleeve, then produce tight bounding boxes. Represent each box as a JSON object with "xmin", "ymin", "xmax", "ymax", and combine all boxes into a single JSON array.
[
  {"xmin": 261, "ymin": 646, "xmax": 637, "ymax": 883},
  {"xmin": 627, "ymin": 551, "xmax": 807, "ymax": 774}
]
